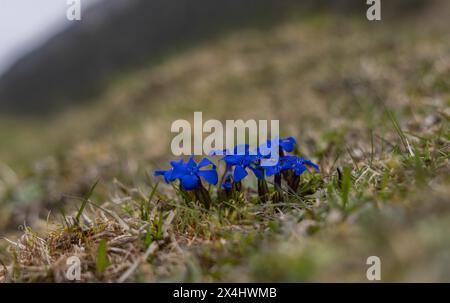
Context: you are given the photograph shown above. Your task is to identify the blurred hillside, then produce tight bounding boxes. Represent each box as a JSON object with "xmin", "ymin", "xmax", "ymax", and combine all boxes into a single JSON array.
[{"xmin": 0, "ymin": 0, "xmax": 429, "ymax": 115}]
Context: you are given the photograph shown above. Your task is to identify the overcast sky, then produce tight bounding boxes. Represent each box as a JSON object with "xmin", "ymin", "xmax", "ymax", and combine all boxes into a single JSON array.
[{"xmin": 0, "ymin": 0, "xmax": 100, "ymax": 75}]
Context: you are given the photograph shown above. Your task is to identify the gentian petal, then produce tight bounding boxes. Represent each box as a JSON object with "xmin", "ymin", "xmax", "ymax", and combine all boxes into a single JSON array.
[
  {"xmin": 303, "ymin": 159, "xmax": 319, "ymax": 171},
  {"xmin": 222, "ymin": 155, "xmax": 241, "ymax": 165},
  {"xmin": 222, "ymin": 181, "xmax": 232, "ymax": 190},
  {"xmin": 280, "ymin": 137, "xmax": 296, "ymax": 152},
  {"xmin": 198, "ymin": 157, "xmax": 215, "ymax": 169},
  {"xmin": 154, "ymin": 170, "xmax": 167, "ymax": 177},
  {"xmin": 197, "ymin": 169, "xmax": 218, "ymax": 185},
  {"xmin": 294, "ymin": 164, "xmax": 307, "ymax": 176},
  {"xmin": 154, "ymin": 170, "xmax": 173, "ymax": 183},
  {"xmin": 170, "ymin": 159, "xmax": 184, "ymax": 168},
  {"xmin": 233, "ymin": 165, "xmax": 248, "ymax": 182},
  {"xmin": 250, "ymin": 166, "xmax": 264, "ymax": 180},
  {"xmin": 186, "ymin": 156, "xmax": 197, "ymax": 169},
  {"xmin": 180, "ymin": 175, "xmax": 200, "ymax": 190},
  {"xmin": 264, "ymin": 165, "xmax": 279, "ymax": 177},
  {"xmin": 171, "ymin": 164, "xmax": 189, "ymax": 179}
]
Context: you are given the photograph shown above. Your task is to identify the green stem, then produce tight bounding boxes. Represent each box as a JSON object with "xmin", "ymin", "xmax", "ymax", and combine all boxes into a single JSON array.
[
  {"xmin": 195, "ymin": 184, "xmax": 211, "ymax": 209},
  {"xmin": 258, "ymin": 179, "xmax": 269, "ymax": 203},
  {"xmin": 273, "ymin": 173, "xmax": 283, "ymax": 203},
  {"xmin": 286, "ymin": 171, "xmax": 300, "ymax": 194}
]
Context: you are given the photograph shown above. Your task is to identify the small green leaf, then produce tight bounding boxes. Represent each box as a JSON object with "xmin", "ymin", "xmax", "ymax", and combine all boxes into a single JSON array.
[{"xmin": 96, "ymin": 239, "xmax": 110, "ymax": 274}]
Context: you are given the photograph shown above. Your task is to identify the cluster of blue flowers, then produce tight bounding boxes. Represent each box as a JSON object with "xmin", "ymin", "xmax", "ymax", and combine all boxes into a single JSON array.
[{"xmin": 154, "ymin": 137, "xmax": 319, "ymax": 205}]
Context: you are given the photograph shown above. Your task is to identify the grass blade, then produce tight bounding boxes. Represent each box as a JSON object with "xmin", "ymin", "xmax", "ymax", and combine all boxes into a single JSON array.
[
  {"xmin": 96, "ymin": 239, "xmax": 110, "ymax": 274},
  {"xmin": 340, "ymin": 167, "xmax": 352, "ymax": 210},
  {"xmin": 76, "ymin": 179, "xmax": 99, "ymax": 223}
]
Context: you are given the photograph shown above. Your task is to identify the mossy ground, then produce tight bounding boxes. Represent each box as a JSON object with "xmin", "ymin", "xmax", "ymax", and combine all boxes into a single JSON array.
[{"xmin": 0, "ymin": 8, "xmax": 449, "ymax": 282}]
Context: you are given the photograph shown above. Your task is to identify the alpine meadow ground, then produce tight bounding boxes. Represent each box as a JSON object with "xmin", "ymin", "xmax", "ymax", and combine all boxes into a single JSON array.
[{"xmin": 0, "ymin": 8, "xmax": 449, "ymax": 282}]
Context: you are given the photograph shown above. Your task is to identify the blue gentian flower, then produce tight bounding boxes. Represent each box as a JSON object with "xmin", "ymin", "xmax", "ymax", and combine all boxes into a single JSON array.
[
  {"xmin": 264, "ymin": 156, "xmax": 319, "ymax": 177},
  {"xmin": 154, "ymin": 159, "xmax": 183, "ymax": 183},
  {"xmin": 221, "ymin": 144, "xmax": 263, "ymax": 182},
  {"xmin": 282, "ymin": 155, "xmax": 319, "ymax": 175},
  {"xmin": 277, "ymin": 137, "xmax": 297, "ymax": 153},
  {"xmin": 263, "ymin": 159, "xmax": 288, "ymax": 177},
  {"xmin": 154, "ymin": 157, "xmax": 218, "ymax": 190},
  {"xmin": 261, "ymin": 137, "xmax": 297, "ymax": 154},
  {"xmin": 256, "ymin": 136, "xmax": 297, "ymax": 168},
  {"xmin": 221, "ymin": 178, "xmax": 233, "ymax": 190}
]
